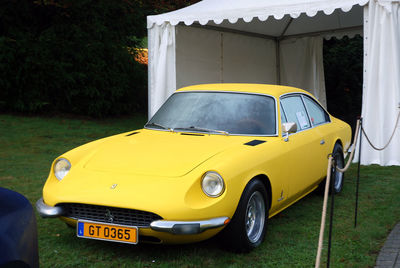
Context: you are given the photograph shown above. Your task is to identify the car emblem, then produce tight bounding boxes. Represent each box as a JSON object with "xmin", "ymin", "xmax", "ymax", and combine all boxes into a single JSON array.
[
  {"xmin": 110, "ymin": 184, "xmax": 117, "ymax": 189},
  {"xmin": 105, "ymin": 209, "xmax": 114, "ymax": 222}
]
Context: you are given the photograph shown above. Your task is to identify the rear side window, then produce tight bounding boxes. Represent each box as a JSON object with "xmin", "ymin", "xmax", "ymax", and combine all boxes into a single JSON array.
[
  {"xmin": 303, "ymin": 96, "xmax": 330, "ymax": 126},
  {"xmin": 280, "ymin": 95, "xmax": 311, "ymax": 130}
]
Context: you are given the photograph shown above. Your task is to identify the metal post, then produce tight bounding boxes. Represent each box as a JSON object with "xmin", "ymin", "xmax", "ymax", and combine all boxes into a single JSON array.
[
  {"xmin": 327, "ymin": 159, "xmax": 336, "ymax": 268},
  {"xmin": 220, "ymin": 33, "xmax": 224, "ymax": 83},
  {"xmin": 355, "ymin": 117, "xmax": 362, "ymax": 228}
]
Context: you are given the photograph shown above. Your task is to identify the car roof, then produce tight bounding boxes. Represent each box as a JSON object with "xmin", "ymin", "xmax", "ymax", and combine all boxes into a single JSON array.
[{"xmin": 176, "ymin": 83, "xmax": 312, "ymax": 98}]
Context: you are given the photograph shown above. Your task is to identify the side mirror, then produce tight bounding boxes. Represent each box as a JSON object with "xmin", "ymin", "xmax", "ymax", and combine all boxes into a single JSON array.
[
  {"xmin": 282, "ymin": 122, "xmax": 297, "ymax": 142},
  {"xmin": 282, "ymin": 122, "xmax": 297, "ymax": 133}
]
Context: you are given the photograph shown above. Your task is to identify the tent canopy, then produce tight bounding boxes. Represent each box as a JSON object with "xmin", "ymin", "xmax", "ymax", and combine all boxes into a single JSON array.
[
  {"xmin": 147, "ymin": 0, "xmax": 367, "ymax": 115},
  {"xmin": 146, "ymin": 0, "xmax": 400, "ymax": 166},
  {"xmin": 147, "ymin": 0, "xmax": 367, "ymax": 38}
]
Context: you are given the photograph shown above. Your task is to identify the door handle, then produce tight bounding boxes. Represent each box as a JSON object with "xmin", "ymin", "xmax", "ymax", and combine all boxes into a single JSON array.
[{"xmin": 320, "ymin": 140, "xmax": 325, "ymax": 145}]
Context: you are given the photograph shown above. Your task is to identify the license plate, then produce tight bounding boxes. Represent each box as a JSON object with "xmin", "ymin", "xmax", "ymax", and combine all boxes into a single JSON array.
[{"xmin": 77, "ymin": 220, "xmax": 138, "ymax": 244}]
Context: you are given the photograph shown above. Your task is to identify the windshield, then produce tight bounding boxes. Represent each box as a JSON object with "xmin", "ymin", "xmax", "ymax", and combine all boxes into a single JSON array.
[{"xmin": 146, "ymin": 91, "xmax": 277, "ymax": 136}]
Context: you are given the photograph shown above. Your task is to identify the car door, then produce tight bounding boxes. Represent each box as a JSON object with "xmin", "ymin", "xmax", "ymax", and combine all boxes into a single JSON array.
[
  {"xmin": 280, "ymin": 94, "xmax": 327, "ymax": 202},
  {"xmin": 302, "ymin": 95, "xmax": 333, "ymax": 176}
]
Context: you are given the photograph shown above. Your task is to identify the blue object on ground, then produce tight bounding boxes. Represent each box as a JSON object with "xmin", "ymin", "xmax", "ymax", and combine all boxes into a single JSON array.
[{"xmin": 0, "ymin": 187, "xmax": 39, "ymax": 268}]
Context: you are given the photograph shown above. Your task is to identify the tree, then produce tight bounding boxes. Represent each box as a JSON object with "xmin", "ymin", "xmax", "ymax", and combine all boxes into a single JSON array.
[
  {"xmin": 144, "ymin": 0, "xmax": 201, "ymax": 15},
  {"xmin": 0, "ymin": 0, "xmax": 149, "ymax": 117}
]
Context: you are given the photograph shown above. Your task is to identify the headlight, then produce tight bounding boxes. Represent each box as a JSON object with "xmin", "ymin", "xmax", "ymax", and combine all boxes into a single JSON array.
[
  {"xmin": 54, "ymin": 158, "xmax": 71, "ymax": 181},
  {"xmin": 201, "ymin": 171, "xmax": 225, "ymax": 197}
]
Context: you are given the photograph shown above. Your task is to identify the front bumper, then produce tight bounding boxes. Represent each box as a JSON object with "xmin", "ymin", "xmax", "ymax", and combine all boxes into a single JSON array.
[
  {"xmin": 36, "ymin": 198, "xmax": 64, "ymax": 218},
  {"xmin": 36, "ymin": 197, "xmax": 229, "ymax": 235},
  {"xmin": 150, "ymin": 217, "xmax": 229, "ymax": 235}
]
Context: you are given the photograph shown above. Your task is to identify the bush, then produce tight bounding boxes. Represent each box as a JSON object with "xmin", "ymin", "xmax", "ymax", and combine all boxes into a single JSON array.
[
  {"xmin": 0, "ymin": 0, "xmax": 148, "ymax": 117},
  {"xmin": 324, "ymin": 35, "xmax": 363, "ymax": 131}
]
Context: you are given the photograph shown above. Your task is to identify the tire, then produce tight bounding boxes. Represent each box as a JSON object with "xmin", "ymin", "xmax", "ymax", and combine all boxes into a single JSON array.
[
  {"xmin": 220, "ymin": 179, "xmax": 269, "ymax": 252},
  {"xmin": 316, "ymin": 143, "xmax": 345, "ymax": 195},
  {"xmin": 331, "ymin": 143, "xmax": 344, "ymax": 194}
]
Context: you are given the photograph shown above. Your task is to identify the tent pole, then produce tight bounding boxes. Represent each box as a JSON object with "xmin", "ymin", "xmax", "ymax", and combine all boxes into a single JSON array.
[
  {"xmin": 282, "ymin": 25, "xmax": 362, "ymax": 40},
  {"xmin": 276, "ymin": 39, "xmax": 281, "ymax": 85},
  {"xmin": 191, "ymin": 23, "xmax": 276, "ymax": 40},
  {"xmin": 190, "ymin": 23, "xmax": 362, "ymax": 42},
  {"xmin": 280, "ymin": 18, "xmax": 294, "ymax": 37},
  {"xmin": 275, "ymin": 18, "xmax": 293, "ymax": 85},
  {"xmin": 220, "ymin": 33, "xmax": 224, "ymax": 83},
  {"xmin": 147, "ymin": 28, "xmax": 152, "ymax": 119},
  {"xmin": 355, "ymin": 117, "xmax": 362, "ymax": 228}
]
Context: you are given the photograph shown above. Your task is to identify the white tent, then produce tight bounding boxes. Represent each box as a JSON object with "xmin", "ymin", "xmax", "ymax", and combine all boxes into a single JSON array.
[{"xmin": 147, "ymin": 0, "xmax": 400, "ymax": 166}]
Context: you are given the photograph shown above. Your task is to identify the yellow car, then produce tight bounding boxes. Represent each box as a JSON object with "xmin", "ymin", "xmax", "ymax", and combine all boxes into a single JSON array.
[{"xmin": 37, "ymin": 84, "xmax": 351, "ymax": 252}]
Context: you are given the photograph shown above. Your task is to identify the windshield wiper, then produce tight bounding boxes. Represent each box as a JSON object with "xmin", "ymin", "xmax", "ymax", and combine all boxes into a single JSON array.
[
  {"xmin": 173, "ymin": 126, "xmax": 229, "ymax": 135},
  {"xmin": 145, "ymin": 122, "xmax": 173, "ymax": 132}
]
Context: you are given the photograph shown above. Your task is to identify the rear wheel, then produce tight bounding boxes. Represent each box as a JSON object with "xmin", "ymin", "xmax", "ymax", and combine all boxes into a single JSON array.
[
  {"xmin": 220, "ymin": 179, "xmax": 269, "ymax": 252},
  {"xmin": 317, "ymin": 143, "xmax": 345, "ymax": 195},
  {"xmin": 331, "ymin": 143, "xmax": 344, "ymax": 193}
]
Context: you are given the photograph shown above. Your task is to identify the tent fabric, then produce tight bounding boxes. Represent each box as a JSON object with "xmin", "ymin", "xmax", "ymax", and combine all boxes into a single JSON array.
[
  {"xmin": 353, "ymin": 0, "xmax": 400, "ymax": 166},
  {"xmin": 174, "ymin": 27, "xmax": 326, "ymax": 108},
  {"xmin": 175, "ymin": 26, "xmax": 227, "ymax": 88},
  {"xmin": 175, "ymin": 25, "xmax": 278, "ymax": 88},
  {"xmin": 147, "ymin": 0, "xmax": 368, "ymax": 29},
  {"xmin": 147, "ymin": 0, "xmax": 400, "ymax": 166},
  {"xmin": 147, "ymin": 0, "xmax": 359, "ymax": 116},
  {"xmin": 280, "ymin": 36, "xmax": 327, "ymax": 107},
  {"xmin": 148, "ymin": 22, "xmax": 176, "ymax": 117}
]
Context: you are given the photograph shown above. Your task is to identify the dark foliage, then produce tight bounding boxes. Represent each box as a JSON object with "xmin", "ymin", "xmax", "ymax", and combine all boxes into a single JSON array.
[
  {"xmin": 144, "ymin": 0, "xmax": 201, "ymax": 15},
  {"xmin": 0, "ymin": 0, "xmax": 148, "ymax": 117},
  {"xmin": 0, "ymin": 0, "xmax": 363, "ymax": 119},
  {"xmin": 323, "ymin": 35, "xmax": 363, "ymax": 131}
]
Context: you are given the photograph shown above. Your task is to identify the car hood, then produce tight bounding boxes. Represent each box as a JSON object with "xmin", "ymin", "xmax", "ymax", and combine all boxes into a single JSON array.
[{"xmin": 82, "ymin": 129, "xmax": 250, "ymax": 177}]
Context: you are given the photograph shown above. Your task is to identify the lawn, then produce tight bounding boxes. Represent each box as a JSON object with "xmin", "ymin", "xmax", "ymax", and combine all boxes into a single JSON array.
[{"xmin": 0, "ymin": 114, "xmax": 399, "ymax": 267}]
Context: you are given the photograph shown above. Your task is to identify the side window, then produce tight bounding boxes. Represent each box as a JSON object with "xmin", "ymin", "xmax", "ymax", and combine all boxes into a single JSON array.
[
  {"xmin": 280, "ymin": 95, "xmax": 311, "ymax": 130},
  {"xmin": 303, "ymin": 95, "xmax": 330, "ymax": 126}
]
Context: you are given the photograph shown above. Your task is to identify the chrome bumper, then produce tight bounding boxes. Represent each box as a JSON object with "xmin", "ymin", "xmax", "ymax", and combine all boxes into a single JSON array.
[
  {"xmin": 36, "ymin": 197, "xmax": 229, "ymax": 235},
  {"xmin": 36, "ymin": 197, "xmax": 64, "ymax": 218},
  {"xmin": 150, "ymin": 217, "xmax": 229, "ymax": 235}
]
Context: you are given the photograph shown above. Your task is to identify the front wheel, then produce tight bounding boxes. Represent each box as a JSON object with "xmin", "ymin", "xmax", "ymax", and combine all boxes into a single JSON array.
[{"xmin": 220, "ymin": 179, "xmax": 269, "ymax": 252}]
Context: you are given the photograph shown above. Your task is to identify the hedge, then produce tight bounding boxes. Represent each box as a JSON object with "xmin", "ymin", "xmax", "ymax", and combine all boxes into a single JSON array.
[{"xmin": 0, "ymin": 0, "xmax": 148, "ymax": 117}]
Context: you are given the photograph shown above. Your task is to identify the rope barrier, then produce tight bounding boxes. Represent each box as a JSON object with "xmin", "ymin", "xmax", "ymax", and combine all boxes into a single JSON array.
[
  {"xmin": 315, "ymin": 156, "xmax": 333, "ymax": 268},
  {"xmin": 315, "ymin": 118, "xmax": 361, "ymax": 268},
  {"xmin": 315, "ymin": 108, "xmax": 400, "ymax": 267},
  {"xmin": 336, "ymin": 119, "xmax": 361, "ymax": 173},
  {"xmin": 361, "ymin": 110, "xmax": 400, "ymax": 151}
]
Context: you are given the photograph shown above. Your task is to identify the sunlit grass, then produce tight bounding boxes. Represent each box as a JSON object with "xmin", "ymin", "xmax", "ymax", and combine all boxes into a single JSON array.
[{"xmin": 0, "ymin": 114, "xmax": 399, "ymax": 267}]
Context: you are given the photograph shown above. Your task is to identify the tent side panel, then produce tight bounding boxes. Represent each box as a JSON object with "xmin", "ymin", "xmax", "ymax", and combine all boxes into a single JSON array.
[
  {"xmin": 357, "ymin": 1, "xmax": 400, "ymax": 166},
  {"xmin": 280, "ymin": 36, "xmax": 327, "ymax": 107},
  {"xmin": 148, "ymin": 23, "xmax": 176, "ymax": 117},
  {"xmin": 176, "ymin": 25, "xmax": 222, "ymax": 88},
  {"xmin": 222, "ymin": 32, "xmax": 277, "ymax": 84},
  {"xmin": 176, "ymin": 25, "xmax": 277, "ymax": 89}
]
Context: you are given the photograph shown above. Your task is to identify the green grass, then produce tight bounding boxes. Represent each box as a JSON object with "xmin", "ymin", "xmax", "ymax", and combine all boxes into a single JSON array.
[{"xmin": 0, "ymin": 113, "xmax": 399, "ymax": 267}]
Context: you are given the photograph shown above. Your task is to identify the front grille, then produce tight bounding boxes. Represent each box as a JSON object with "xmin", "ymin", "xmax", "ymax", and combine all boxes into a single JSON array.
[{"xmin": 60, "ymin": 203, "xmax": 163, "ymax": 227}]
